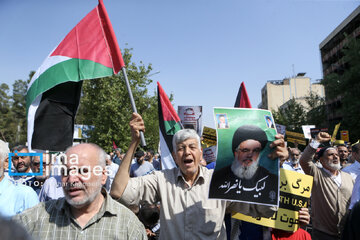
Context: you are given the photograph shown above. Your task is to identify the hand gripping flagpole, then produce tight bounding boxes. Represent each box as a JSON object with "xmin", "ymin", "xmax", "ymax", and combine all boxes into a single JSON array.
[{"xmin": 121, "ymin": 67, "xmax": 146, "ymax": 147}]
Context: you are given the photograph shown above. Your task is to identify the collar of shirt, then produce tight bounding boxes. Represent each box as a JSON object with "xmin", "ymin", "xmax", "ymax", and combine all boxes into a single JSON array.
[
  {"xmin": 175, "ymin": 166, "xmax": 205, "ymax": 187},
  {"xmin": 55, "ymin": 188, "xmax": 118, "ymax": 228},
  {"xmin": 322, "ymin": 167, "xmax": 342, "ymax": 187}
]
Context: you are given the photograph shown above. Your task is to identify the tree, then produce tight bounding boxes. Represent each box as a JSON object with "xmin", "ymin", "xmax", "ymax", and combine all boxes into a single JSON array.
[
  {"xmin": 76, "ymin": 48, "xmax": 159, "ymax": 153},
  {"xmin": 305, "ymin": 92, "xmax": 326, "ymax": 128},
  {"xmin": 322, "ymin": 37, "xmax": 360, "ymax": 141},
  {"xmin": 0, "ymin": 83, "xmax": 11, "ymax": 142},
  {"xmin": 272, "ymin": 98, "xmax": 307, "ymax": 133}
]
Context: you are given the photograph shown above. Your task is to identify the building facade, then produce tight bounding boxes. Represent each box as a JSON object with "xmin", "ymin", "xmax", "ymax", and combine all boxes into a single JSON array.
[
  {"xmin": 320, "ymin": 6, "xmax": 360, "ymax": 125},
  {"xmin": 258, "ymin": 74, "xmax": 324, "ymax": 112}
]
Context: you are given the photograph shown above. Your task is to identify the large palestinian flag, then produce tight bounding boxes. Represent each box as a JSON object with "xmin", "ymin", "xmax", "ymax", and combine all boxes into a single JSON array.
[
  {"xmin": 27, "ymin": 0, "xmax": 124, "ymax": 151},
  {"xmin": 234, "ymin": 81, "xmax": 252, "ymax": 108},
  {"xmin": 157, "ymin": 82, "xmax": 182, "ymax": 169}
]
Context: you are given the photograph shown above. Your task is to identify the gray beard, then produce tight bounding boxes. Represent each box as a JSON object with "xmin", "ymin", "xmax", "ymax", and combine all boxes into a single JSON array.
[
  {"xmin": 64, "ymin": 182, "xmax": 102, "ymax": 208},
  {"xmin": 291, "ymin": 159, "xmax": 299, "ymax": 165},
  {"xmin": 231, "ymin": 156, "xmax": 259, "ymax": 180},
  {"xmin": 327, "ymin": 162, "xmax": 341, "ymax": 171}
]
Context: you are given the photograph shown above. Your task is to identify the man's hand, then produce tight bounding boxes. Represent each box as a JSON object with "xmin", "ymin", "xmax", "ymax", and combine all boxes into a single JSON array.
[
  {"xmin": 298, "ymin": 207, "xmax": 310, "ymax": 227},
  {"xmin": 315, "ymin": 132, "xmax": 331, "ymax": 143},
  {"xmin": 269, "ymin": 134, "xmax": 288, "ymax": 161},
  {"xmin": 130, "ymin": 113, "xmax": 145, "ymax": 143}
]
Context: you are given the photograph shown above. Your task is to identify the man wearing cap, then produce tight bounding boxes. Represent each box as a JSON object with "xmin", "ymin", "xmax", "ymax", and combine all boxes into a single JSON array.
[
  {"xmin": 300, "ymin": 132, "xmax": 353, "ymax": 240},
  {"xmin": 209, "ymin": 125, "xmax": 278, "ymax": 204},
  {"xmin": 130, "ymin": 150, "xmax": 155, "ymax": 177}
]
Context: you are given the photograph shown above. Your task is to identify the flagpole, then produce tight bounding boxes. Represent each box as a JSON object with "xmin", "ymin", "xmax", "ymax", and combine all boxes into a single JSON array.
[{"xmin": 121, "ymin": 68, "xmax": 146, "ymax": 147}]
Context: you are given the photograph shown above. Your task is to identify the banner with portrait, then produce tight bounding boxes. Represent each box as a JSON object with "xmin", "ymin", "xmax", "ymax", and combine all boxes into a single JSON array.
[
  {"xmin": 232, "ymin": 169, "xmax": 313, "ymax": 232},
  {"xmin": 178, "ymin": 106, "xmax": 203, "ymax": 136},
  {"xmin": 209, "ymin": 108, "xmax": 279, "ymax": 206}
]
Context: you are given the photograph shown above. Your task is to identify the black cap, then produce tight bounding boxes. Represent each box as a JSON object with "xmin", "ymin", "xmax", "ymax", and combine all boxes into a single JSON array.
[
  {"xmin": 232, "ymin": 125, "xmax": 268, "ymax": 154},
  {"xmin": 317, "ymin": 146, "xmax": 335, "ymax": 158}
]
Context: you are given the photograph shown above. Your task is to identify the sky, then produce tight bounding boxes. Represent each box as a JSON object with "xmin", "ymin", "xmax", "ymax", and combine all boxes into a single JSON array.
[{"xmin": 1, "ymin": 0, "xmax": 359, "ymax": 128}]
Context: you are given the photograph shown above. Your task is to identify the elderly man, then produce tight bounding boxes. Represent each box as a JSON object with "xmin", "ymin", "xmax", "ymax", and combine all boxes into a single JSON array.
[
  {"xmin": 0, "ymin": 140, "xmax": 39, "ymax": 217},
  {"xmin": 300, "ymin": 132, "xmax": 353, "ymax": 240},
  {"xmin": 14, "ymin": 143, "xmax": 146, "ymax": 239},
  {"xmin": 209, "ymin": 125, "xmax": 278, "ymax": 204},
  {"xmin": 111, "ymin": 113, "xmax": 288, "ymax": 240},
  {"xmin": 282, "ymin": 147, "xmax": 304, "ymax": 174}
]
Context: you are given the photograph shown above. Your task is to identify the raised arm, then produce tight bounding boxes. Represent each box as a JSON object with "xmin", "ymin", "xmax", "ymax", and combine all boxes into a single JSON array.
[
  {"xmin": 300, "ymin": 131, "xmax": 331, "ymax": 175},
  {"xmin": 110, "ymin": 113, "xmax": 145, "ymax": 199}
]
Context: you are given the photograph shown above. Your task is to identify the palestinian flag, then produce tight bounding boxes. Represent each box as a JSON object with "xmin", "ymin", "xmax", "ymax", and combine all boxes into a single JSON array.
[
  {"xmin": 157, "ymin": 82, "xmax": 182, "ymax": 169},
  {"xmin": 27, "ymin": 0, "xmax": 124, "ymax": 151},
  {"xmin": 234, "ymin": 82, "xmax": 252, "ymax": 108}
]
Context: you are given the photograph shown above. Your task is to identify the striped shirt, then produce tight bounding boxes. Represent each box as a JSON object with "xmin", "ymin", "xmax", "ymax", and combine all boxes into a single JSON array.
[{"xmin": 13, "ymin": 189, "xmax": 147, "ymax": 240}]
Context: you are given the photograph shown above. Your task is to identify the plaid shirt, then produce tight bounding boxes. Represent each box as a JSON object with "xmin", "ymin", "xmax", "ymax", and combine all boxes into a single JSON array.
[{"xmin": 13, "ymin": 189, "xmax": 146, "ymax": 240}]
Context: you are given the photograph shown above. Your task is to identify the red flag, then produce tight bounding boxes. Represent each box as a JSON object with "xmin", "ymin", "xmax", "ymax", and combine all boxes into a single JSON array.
[
  {"xmin": 112, "ymin": 141, "xmax": 118, "ymax": 150},
  {"xmin": 234, "ymin": 82, "xmax": 252, "ymax": 108},
  {"xmin": 157, "ymin": 82, "xmax": 182, "ymax": 169},
  {"xmin": 27, "ymin": 0, "xmax": 125, "ymax": 151}
]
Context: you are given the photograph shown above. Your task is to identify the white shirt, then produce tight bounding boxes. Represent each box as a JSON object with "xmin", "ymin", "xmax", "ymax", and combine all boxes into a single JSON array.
[
  {"xmin": 282, "ymin": 162, "xmax": 305, "ymax": 174},
  {"xmin": 322, "ymin": 167, "xmax": 342, "ymax": 187},
  {"xmin": 342, "ymin": 161, "xmax": 360, "ymax": 180}
]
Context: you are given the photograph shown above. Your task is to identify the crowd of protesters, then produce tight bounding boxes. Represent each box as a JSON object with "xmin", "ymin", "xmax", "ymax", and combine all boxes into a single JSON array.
[{"xmin": 0, "ymin": 113, "xmax": 359, "ymax": 239}]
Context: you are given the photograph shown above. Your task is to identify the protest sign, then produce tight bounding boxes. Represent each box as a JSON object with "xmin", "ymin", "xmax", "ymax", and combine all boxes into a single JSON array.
[
  {"xmin": 276, "ymin": 124, "xmax": 286, "ymax": 136},
  {"xmin": 202, "ymin": 126, "xmax": 217, "ymax": 147},
  {"xmin": 203, "ymin": 146, "xmax": 217, "ymax": 163},
  {"xmin": 302, "ymin": 125, "xmax": 315, "ymax": 139},
  {"xmin": 285, "ymin": 131, "xmax": 306, "ymax": 146},
  {"xmin": 178, "ymin": 106, "xmax": 203, "ymax": 136},
  {"xmin": 331, "ymin": 122, "xmax": 341, "ymax": 143},
  {"xmin": 340, "ymin": 130, "xmax": 349, "ymax": 142},
  {"xmin": 310, "ymin": 128, "xmax": 328, "ymax": 139},
  {"xmin": 232, "ymin": 169, "xmax": 313, "ymax": 232},
  {"xmin": 209, "ymin": 108, "xmax": 279, "ymax": 206}
]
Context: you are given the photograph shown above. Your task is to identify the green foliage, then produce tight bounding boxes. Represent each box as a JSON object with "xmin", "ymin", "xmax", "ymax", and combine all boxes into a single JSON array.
[
  {"xmin": 305, "ymin": 92, "xmax": 326, "ymax": 128},
  {"xmin": 0, "ymin": 72, "xmax": 32, "ymax": 146},
  {"xmin": 76, "ymin": 48, "xmax": 159, "ymax": 153},
  {"xmin": 322, "ymin": 37, "xmax": 360, "ymax": 141},
  {"xmin": 272, "ymin": 98, "xmax": 307, "ymax": 132}
]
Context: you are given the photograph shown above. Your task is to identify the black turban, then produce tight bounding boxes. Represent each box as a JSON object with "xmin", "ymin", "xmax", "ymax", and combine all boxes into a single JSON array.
[{"xmin": 232, "ymin": 125, "xmax": 268, "ymax": 154}]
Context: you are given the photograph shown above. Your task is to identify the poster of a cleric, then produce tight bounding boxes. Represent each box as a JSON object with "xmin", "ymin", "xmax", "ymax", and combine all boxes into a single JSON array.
[{"xmin": 209, "ymin": 107, "xmax": 279, "ymax": 206}]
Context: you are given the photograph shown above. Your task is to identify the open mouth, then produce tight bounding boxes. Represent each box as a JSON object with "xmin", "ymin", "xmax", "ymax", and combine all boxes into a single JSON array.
[
  {"xmin": 67, "ymin": 187, "xmax": 84, "ymax": 195},
  {"xmin": 184, "ymin": 159, "xmax": 193, "ymax": 166}
]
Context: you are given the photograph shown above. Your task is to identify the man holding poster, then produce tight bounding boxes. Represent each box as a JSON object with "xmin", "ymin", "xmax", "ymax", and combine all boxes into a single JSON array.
[{"xmin": 210, "ymin": 108, "xmax": 279, "ymax": 206}]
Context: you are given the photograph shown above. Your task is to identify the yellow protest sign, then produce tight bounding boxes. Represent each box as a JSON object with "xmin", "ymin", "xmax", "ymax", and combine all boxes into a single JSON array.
[
  {"xmin": 232, "ymin": 169, "xmax": 313, "ymax": 232},
  {"xmin": 202, "ymin": 126, "xmax": 217, "ymax": 147},
  {"xmin": 285, "ymin": 131, "xmax": 306, "ymax": 145},
  {"xmin": 331, "ymin": 122, "xmax": 341, "ymax": 142},
  {"xmin": 340, "ymin": 130, "xmax": 349, "ymax": 142}
]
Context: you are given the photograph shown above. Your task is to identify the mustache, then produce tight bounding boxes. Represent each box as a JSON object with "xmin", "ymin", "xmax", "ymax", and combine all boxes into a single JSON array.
[{"xmin": 63, "ymin": 182, "xmax": 86, "ymax": 190}]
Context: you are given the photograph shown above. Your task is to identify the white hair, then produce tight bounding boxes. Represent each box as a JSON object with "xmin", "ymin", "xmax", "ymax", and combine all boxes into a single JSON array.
[
  {"xmin": 0, "ymin": 140, "xmax": 10, "ymax": 163},
  {"xmin": 172, "ymin": 129, "xmax": 201, "ymax": 152}
]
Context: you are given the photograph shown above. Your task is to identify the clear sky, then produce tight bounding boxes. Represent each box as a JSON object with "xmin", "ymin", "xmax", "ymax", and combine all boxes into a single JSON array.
[{"xmin": 1, "ymin": 0, "xmax": 359, "ymax": 128}]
